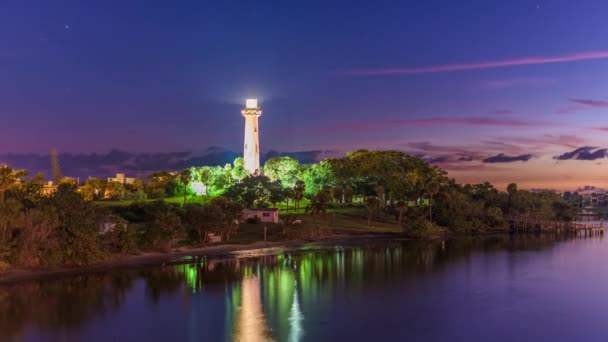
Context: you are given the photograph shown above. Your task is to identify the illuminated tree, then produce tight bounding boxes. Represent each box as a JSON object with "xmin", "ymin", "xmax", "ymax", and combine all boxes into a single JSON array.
[
  {"xmin": 263, "ymin": 157, "xmax": 300, "ymax": 187},
  {"xmin": 300, "ymin": 161, "xmax": 333, "ymax": 196},
  {"xmin": 232, "ymin": 157, "xmax": 248, "ymax": 180},
  {"xmin": 0, "ymin": 165, "xmax": 27, "ymax": 199},
  {"xmin": 104, "ymin": 181, "xmax": 125, "ymax": 200},
  {"xmin": 80, "ymin": 178, "xmax": 105, "ymax": 201}
]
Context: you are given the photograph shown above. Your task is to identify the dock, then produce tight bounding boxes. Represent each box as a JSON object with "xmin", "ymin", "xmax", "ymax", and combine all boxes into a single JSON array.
[{"xmin": 505, "ymin": 216, "xmax": 605, "ymax": 236}]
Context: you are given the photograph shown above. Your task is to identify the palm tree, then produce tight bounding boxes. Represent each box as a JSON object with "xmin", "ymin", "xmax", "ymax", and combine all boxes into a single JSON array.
[
  {"xmin": 365, "ymin": 196, "xmax": 381, "ymax": 226},
  {"xmin": 293, "ymin": 180, "xmax": 306, "ymax": 211},
  {"xmin": 306, "ymin": 189, "xmax": 330, "ymax": 222},
  {"xmin": 427, "ymin": 181, "xmax": 440, "ymax": 223},
  {"xmin": 396, "ymin": 200, "xmax": 409, "ymax": 226},
  {"xmin": 179, "ymin": 169, "xmax": 192, "ymax": 207}
]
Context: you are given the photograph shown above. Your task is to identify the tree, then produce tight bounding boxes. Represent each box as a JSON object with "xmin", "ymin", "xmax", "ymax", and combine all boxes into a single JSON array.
[
  {"xmin": 293, "ymin": 180, "xmax": 306, "ymax": 210},
  {"xmin": 145, "ymin": 171, "xmax": 177, "ymax": 199},
  {"xmin": 331, "ymin": 185, "xmax": 344, "ymax": 204},
  {"xmin": 0, "ymin": 165, "xmax": 27, "ymax": 199},
  {"xmin": 507, "ymin": 183, "xmax": 518, "ymax": 196},
  {"xmin": 343, "ymin": 187, "xmax": 354, "ymax": 205},
  {"xmin": 104, "ymin": 181, "xmax": 125, "ymax": 200},
  {"xmin": 185, "ymin": 204, "xmax": 223, "ymax": 243},
  {"xmin": 232, "ymin": 157, "xmax": 248, "ymax": 180},
  {"xmin": 47, "ymin": 183, "xmax": 106, "ymax": 265},
  {"xmin": 300, "ymin": 161, "xmax": 333, "ymax": 196},
  {"xmin": 0, "ymin": 196, "xmax": 24, "ymax": 247},
  {"xmin": 306, "ymin": 188, "xmax": 331, "ymax": 221},
  {"xmin": 263, "ymin": 157, "xmax": 300, "ymax": 187},
  {"xmin": 364, "ymin": 196, "xmax": 381, "ymax": 226},
  {"xmin": 81, "ymin": 178, "xmax": 106, "ymax": 201},
  {"xmin": 427, "ymin": 181, "xmax": 440, "ymax": 223},
  {"xmin": 210, "ymin": 197, "xmax": 243, "ymax": 241},
  {"xmin": 223, "ymin": 175, "xmax": 281, "ymax": 208},
  {"xmin": 51, "ymin": 148, "xmax": 62, "ymax": 183},
  {"xmin": 140, "ymin": 201, "xmax": 184, "ymax": 251},
  {"xmin": 179, "ymin": 169, "xmax": 192, "ymax": 206},
  {"xmin": 396, "ymin": 200, "xmax": 409, "ymax": 226}
]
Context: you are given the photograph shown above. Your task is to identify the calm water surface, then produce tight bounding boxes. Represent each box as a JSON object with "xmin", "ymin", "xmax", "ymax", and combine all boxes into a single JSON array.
[{"xmin": 2, "ymin": 235, "xmax": 608, "ymax": 341}]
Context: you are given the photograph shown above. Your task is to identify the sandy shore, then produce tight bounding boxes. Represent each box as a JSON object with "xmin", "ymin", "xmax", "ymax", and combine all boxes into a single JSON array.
[{"xmin": 0, "ymin": 234, "xmax": 404, "ymax": 284}]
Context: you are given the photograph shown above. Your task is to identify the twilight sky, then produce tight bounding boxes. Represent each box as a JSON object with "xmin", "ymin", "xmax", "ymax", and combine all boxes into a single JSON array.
[{"xmin": 1, "ymin": 0, "xmax": 608, "ymax": 190}]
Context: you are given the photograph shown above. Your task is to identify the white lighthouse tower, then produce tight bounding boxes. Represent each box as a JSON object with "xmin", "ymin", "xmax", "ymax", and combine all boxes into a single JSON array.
[{"xmin": 242, "ymin": 98, "xmax": 262, "ymax": 175}]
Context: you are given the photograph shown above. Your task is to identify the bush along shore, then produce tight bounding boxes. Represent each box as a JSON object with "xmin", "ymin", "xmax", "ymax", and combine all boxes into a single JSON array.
[{"xmin": 0, "ymin": 150, "xmax": 579, "ymax": 272}]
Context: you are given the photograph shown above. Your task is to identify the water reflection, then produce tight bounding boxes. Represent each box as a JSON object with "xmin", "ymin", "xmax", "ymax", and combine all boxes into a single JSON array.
[{"xmin": 0, "ymin": 234, "xmax": 588, "ymax": 341}]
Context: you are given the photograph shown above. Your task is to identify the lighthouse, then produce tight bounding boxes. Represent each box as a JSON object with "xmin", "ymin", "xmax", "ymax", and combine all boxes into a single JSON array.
[{"xmin": 242, "ymin": 98, "xmax": 262, "ymax": 175}]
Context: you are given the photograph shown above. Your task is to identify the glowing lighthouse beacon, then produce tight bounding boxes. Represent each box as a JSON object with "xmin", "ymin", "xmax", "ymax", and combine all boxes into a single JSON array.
[{"xmin": 241, "ymin": 98, "xmax": 262, "ymax": 175}]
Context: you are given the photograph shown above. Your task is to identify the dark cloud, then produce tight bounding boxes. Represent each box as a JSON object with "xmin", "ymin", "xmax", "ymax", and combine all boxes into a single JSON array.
[
  {"xmin": 553, "ymin": 146, "xmax": 608, "ymax": 161},
  {"xmin": 0, "ymin": 148, "xmax": 326, "ymax": 180},
  {"xmin": 569, "ymin": 99, "xmax": 608, "ymax": 108},
  {"xmin": 482, "ymin": 153, "xmax": 533, "ymax": 163},
  {"xmin": 423, "ymin": 156, "xmax": 449, "ymax": 164},
  {"xmin": 458, "ymin": 156, "xmax": 474, "ymax": 161}
]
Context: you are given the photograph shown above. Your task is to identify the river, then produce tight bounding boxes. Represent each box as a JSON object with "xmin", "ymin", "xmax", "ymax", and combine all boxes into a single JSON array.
[{"xmin": 1, "ymin": 234, "xmax": 608, "ymax": 341}]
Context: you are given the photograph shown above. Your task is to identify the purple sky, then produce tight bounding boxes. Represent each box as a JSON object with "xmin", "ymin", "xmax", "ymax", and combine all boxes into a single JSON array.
[{"xmin": 1, "ymin": 1, "xmax": 608, "ymax": 189}]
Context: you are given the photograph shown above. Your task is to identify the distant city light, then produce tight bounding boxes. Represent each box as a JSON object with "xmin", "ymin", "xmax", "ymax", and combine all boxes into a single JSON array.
[{"xmin": 246, "ymin": 98, "xmax": 258, "ymax": 109}]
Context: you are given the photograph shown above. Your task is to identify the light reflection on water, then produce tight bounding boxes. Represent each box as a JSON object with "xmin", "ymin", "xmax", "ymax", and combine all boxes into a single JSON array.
[{"xmin": 1, "ymin": 234, "xmax": 607, "ymax": 341}]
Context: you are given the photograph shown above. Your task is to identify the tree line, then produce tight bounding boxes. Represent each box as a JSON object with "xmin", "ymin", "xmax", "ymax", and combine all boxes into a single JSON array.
[{"xmin": 0, "ymin": 150, "xmax": 579, "ymax": 268}]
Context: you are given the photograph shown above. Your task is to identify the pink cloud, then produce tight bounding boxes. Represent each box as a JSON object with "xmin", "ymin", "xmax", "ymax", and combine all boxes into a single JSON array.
[
  {"xmin": 347, "ymin": 51, "xmax": 608, "ymax": 75},
  {"xmin": 569, "ymin": 98, "xmax": 608, "ymax": 108},
  {"xmin": 555, "ymin": 106, "xmax": 586, "ymax": 115}
]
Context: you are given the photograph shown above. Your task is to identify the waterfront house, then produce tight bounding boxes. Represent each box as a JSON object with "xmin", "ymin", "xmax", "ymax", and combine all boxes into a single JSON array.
[{"xmin": 242, "ymin": 208, "xmax": 280, "ymax": 223}]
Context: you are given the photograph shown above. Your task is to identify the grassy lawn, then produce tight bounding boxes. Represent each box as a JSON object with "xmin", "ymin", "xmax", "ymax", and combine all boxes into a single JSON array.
[{"xmin": 281, "ymin": 205, "xmax": 403, "ymax": 234}]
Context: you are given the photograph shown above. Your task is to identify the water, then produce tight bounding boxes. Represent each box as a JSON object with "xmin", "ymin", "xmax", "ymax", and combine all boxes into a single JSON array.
[{"xmin": 2, "ymin": 235, "xmax": 608, "ymax": 341}]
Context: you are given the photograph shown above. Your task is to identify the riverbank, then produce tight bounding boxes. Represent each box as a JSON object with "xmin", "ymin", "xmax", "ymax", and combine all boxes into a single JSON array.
[{"xmin": 0, "ymin": 233, "xmax": 408, "ymax": 284}]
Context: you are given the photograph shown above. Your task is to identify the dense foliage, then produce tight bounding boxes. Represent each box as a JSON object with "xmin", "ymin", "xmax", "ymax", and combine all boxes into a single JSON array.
[{"xmin": 0, "ymin": 150, "xmax": 580, "ymax": 268}]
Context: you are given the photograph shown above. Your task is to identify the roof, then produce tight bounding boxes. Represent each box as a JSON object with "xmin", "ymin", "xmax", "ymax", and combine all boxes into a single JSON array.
[{"xmin": 244, "ymin": 208, "xmax": 280, "ymax": 212}]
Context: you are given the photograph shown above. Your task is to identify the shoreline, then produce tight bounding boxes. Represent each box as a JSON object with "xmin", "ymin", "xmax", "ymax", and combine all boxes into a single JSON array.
[{"xmin": 0, "ymin": 233, "xmax": 408, "ymax": 284}]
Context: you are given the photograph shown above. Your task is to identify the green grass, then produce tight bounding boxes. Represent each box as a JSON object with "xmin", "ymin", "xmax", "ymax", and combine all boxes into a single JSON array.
[{"xmin": 281, "ymin": 205, "xmax": 403, "ymax": 234}]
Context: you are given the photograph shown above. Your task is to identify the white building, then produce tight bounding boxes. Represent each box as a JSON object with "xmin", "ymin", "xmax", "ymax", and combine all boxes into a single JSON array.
[
  {"xmin": 108, "ymin": 173, "xmax": 136, "ymax": 185},
  {"xmin": 242, "ymin": 208, "xmax": 280, "ymax": 223},
  {"xmin": 241, "ymin": 98, "xmax": 262, "ymax": 175}
]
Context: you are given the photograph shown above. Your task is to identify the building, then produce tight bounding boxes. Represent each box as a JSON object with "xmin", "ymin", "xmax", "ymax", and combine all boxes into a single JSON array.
[
  {"xmin": 41, "ymin": 177, "xmax": 79, "ymax": 196},
  {"xmin": 242, "ymin": 208, "xmax": 280, "ymax": 223},
  {"xmin": 41, "ymin": 181, "xmax": 57, "ymax": 196},
  {"xmin": 108, "ymin": 173, "xmax": 136, "ymax": 185},
  {"xmin": 576, "ymin": 186, "xmax": 608, "ymax": 208},
  {"xmin": 241, "ymin": 98, "xmax": 262, "ymax": 175}
]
